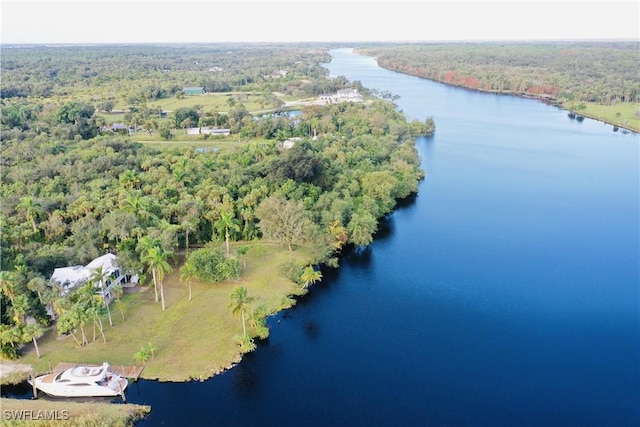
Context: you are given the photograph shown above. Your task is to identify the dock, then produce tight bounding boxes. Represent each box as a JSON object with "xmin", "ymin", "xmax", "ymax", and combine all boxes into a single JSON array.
[{"xmin": 52, "ymin": 362, "xmax": 144, "ymax": 380}]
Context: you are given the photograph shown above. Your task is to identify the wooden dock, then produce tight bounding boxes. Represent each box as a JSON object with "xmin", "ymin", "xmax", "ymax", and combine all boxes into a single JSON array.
[{"xmin": 52, "ymin": 362, "xmax": 144, "ymax": 380}]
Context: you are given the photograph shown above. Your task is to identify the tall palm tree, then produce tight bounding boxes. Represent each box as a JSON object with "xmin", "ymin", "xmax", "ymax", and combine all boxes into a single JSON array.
[
  {"xmin": 16, "ymin": 196, "xmax": 42, "ymax": 233},
  {"xmin": 300, "ymin": 265, "xmax": 323, "ymax": 289},
  {"xmin": 76, "ymin": 283, "xmax": 107, "ymax": 343},
  {"xmin": 24, "ymin": 322, "xmax": 45, "ymax": 359},
  {"xmin": 137, "ymin": 236, "xmax": 161, "ymax": 300},
  {"xmin": 228, "ymin": 286, "xmax": 254, "ymax": 338},
  {"xmin": 89, "ymin": 266, "xmax": 113, "ymax": 326},
  {"xmin": 111, "ymin": 283, "xmax": 125, "ymax": 321},
  {"xmin": 179, "ymin": 261, "xmax": 197, "ymax": 302},
  {"xmin": 142, "ymin": 247, "xmax": 173, "ymax": 311},
  {"xmin": 27, "ymin": 275, "xmax": 50, "ymax": 310},
  {"xmin": 215, "ymin": 211, "xmax": 240, "ymax": 256},
  {"xmin": 0, "ymin": 271, "xmax": 18, "ymax": 305}
]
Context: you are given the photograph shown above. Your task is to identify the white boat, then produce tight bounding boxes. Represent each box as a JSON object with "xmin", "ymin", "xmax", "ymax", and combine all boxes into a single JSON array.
[{"xmin": 29, "ymin": 362, "xmax": 128, "ymax": 398}]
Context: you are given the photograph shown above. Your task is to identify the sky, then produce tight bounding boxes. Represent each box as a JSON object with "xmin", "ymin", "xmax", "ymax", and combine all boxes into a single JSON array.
[{"xmin": 1, "ymin": 1, "xmax": 638, "ymax": 44}]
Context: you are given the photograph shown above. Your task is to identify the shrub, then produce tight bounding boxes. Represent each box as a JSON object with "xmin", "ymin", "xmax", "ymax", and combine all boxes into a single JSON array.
[{"xmin": 186, "ymin": 245, "xmax": 241, "ymax": 284}]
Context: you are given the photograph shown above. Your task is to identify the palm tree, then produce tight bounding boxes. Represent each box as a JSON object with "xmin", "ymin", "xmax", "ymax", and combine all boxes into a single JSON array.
[
  {"xmin": 248, "ymin": 304, "xmax": 270, "ymax": 339},
  {"xmin": 179, "ymin": 261, "xmax": 197, "ymax": 302},
  {"xmin": 16, "ymin": 196, "xmax": 42, "ymax": 233},
  {"xmin": 142, "ymin": 246, "xmax": 173, "ymax": 311},
  {"xmin": 0, "ymin": 324, "xmax": 23, "ymax": 359},
  {"xmin": 172, "ymin": 168, "xmax": 189, "ymax": 188},
  {"xmin": 111, "ymin": 283, "xmax": 125, "ymax": 321},
  {"xmin": 0, "ymin": 271, "xmax": 18, "ymax": 304},
  {"xmin": 137, "ymin": 235, "xmax": 161, "ymax": 255},
  {"xmin": 23, "ymin": 322, "xmax": 45, "ymax": 359},
  {"xmin": 215, "ymin": 211, "xmax": 240, "ymax": 256},
  {"xmin": 76, "ymin": 283, "xmax": 107, "ymax": 343},
  {"xmin": 26, "ymin": 275, "xmax": 48, "ymax": 307},
  {"xmin": 137, "ymin": 236, "xmax": 161, "ymax": 300},
  {"xmin": 119, "ymin": 170, "xmax": 140, "ymax": 190},
  {"xmin": 300, "ymin": 265, "xmax": 323, "ymax": 289},
  {"xmin": 89, "ymin": 266, "xmax": 113, "ymax": 327},
  {"xmin": 228, "ymin": 286, "xmax": 254, "ymax": 338},
  {"xmin": 10, "ymin": 294, "xmax": 29, "ymax": 326}
]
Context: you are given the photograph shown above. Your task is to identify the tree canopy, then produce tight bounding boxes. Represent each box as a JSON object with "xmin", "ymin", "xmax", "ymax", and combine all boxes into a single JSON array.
[{"xmin": 0, "ymin": 43, "xmax": 433, "ymax": 358}]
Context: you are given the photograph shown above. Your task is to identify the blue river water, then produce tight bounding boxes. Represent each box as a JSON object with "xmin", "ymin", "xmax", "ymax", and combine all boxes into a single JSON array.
[{"xmin": 5, "ymin": 48, "xmax": 639, "ymax": 426}]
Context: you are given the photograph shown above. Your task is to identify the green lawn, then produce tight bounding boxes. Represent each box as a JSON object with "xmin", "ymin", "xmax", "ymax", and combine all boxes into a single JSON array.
[
  {"xmin": 15, "ymin": 242, "xmax": 311, "ymax": 382},
  {"xmin": 571, "ymin": 102, "xmax": 639, "ymax": 133},
  {"xmin": 132, "ymin": 134, "xmax": 271, "ymax": 153},
  {"xmin": 146, "ymin": 92, "xmax": 266, "ymax": 113}
]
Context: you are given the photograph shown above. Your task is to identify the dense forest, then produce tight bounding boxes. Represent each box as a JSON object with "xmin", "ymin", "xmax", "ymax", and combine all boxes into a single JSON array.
[
  {"xmin": 0, "ymin": 44, "xmax": 435, "ymax": 358},
  {"xmin": 358, "ymin": 41, "xmax": 640, "ymax": 126}
]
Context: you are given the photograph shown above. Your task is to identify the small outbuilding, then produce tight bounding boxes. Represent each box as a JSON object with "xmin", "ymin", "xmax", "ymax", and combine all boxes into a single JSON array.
[{"xmin": 183, "ymin": 87, "xmax": 205, "ymax": 95}]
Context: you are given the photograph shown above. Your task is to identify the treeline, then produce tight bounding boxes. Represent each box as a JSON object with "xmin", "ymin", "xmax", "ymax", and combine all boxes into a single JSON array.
[
  {"xmin": 358, "ymin": 41, "xmax": 640, "ymax": 106},
  {"xmin": 1, "ymin": 44, "xmax": 332, "ymax": 100},
  {"xmin": 0, "ymin": 43, "xmax": 343, "ymax": 140},
  {"xmin": 1, "ymin": 99, "xmax": 432, "ymax": 275}
]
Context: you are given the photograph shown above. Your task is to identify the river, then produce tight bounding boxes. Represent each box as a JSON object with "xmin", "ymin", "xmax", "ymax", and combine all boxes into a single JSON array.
[{"xmin": 7, "ymin": 48, "xmax": 640, "ymax": 426}]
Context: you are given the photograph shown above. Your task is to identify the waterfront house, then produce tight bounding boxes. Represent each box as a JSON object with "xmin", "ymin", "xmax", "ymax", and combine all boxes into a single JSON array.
[
  {"xmin": 50, "ymin": 253, "xmax": 128, "ymax": 297},
  {"xmin": 318, "ymin": 88, "xmax": 363, "ymax": 104}
]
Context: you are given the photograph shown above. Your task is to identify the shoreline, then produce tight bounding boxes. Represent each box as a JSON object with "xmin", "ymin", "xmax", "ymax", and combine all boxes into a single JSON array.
[
  {"xmin": 2, "ymin": 243, "xmax": 311, "ymax": 386},
  {"xmin": 369, "ymin": 60, "xmax": 638, "ymax": 134}
]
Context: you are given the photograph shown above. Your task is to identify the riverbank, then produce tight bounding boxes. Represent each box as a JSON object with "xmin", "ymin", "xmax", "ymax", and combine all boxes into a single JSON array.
[
  {"xmin": 3, "ymin": 242, "xmax": 311, "ymax": 385},
  {"xmin": 368, "ymin": 61, "xmax": 639, "ymax": 134}
]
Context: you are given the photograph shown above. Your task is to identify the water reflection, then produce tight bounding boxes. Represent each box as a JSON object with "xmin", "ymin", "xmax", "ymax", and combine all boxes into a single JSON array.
[
  {"xmin": 230, "ymin": 357, "xmax": 259, "ymax": 397},
  {"xmin": 302, "ymin": 320, "xmax": 320, "ymax": 340}
]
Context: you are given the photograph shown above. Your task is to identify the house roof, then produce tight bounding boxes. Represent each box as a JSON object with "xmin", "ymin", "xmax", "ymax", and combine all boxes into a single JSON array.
[
  {"xmin": 51, "ymin": 265, "xmax": 90, "ymax": 287},
  {"xmin": 50, "ymin": 253, "xmax": 119, "ymax": 289},
  {"xmin": 337, "ymin": 88, "xmax": 359, "ymax": 95},
  {"xmin": 86, "ymin": 253, "xmax": 118, "ymax": 274}
]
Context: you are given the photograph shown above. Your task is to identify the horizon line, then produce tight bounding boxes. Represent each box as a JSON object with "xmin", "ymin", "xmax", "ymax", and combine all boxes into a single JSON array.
[{"xmin": 2, "ymin": 38, "xmax": 638, "ymax": 47}]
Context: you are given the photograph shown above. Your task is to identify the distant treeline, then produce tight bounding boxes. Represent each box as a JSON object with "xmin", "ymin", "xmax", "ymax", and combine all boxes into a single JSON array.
[
  {"xmin": 358, "ymin": 41, "xmax": 640, "ymax": 105},
  {"xmin": 0, "ymin": 44, "xmax": 334, "ymax": 99}
]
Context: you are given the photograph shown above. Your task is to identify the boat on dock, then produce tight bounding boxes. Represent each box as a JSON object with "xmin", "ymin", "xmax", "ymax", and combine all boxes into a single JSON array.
[{"xmin": 28, "ymin": 362, "xmax": 129, "ymax": 398}]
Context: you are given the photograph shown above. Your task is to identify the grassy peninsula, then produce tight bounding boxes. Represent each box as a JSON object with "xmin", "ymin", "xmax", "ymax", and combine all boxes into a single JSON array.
[{"xmin": 10, "ymin": 242, "xmax": 310, "ymax": 382}]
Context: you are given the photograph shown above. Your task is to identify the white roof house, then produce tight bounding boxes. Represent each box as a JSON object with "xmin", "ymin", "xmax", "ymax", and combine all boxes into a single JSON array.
[
  {"xmin": 317, "ymin": 88, "xmax": 363, "ymax": 105},
  {"xmin": 86, "ymin": 253, "xmax": 119, "ymax": 275},
  {"xmin": 50, "ymin": 253, "xmax": 123, "ymax": 295},
  {"xmin": 50, "ymin": 265, "xmax": 91, "ymax": 291}
]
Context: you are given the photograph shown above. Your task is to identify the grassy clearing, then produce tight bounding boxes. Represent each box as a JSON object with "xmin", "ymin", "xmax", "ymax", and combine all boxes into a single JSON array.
[
  {"xmin": 146, "ymin": 92, "xmax": 265, "ymax": 112},
  {"xmin": 575, "ymin": 102, "xmax": 640, "ymax": 132},
  {"xmin": 15, "ymin": 242, "xmax": 310, "ymax": 383},
  {"xmin": 132, "ymin": 135, "xmax": 268, "ymax": 153},
  {"xmin": 0, "ymin": 397, "xmax": 151, "ymax": 427}
]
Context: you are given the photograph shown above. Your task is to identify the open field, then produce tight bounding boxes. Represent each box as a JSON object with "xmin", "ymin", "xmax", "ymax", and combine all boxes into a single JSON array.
[
  {"xmin": 146, "ymin": 92, "xmax": 265, "ymax": 112},
  {"xmin": 131, "ymin": 134, "xmax": 271, "ymax": 152},
  {"xmin": 11, "ymin": 242, "xmax": 311, "ymax": 383},
  {"xmin": 576, "ymin": 102, "xmax": 640, "ymax": 133}
]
